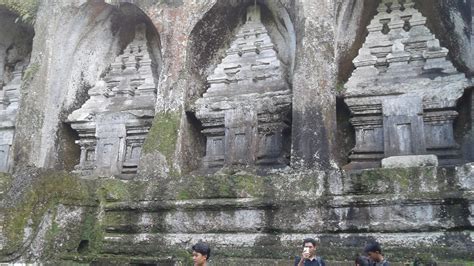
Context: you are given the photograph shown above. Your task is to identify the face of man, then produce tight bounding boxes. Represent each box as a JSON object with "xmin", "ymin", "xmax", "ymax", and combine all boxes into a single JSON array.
[
  {"xmin": 192, "ymin": 251, "xmax": 207, "ymax": 266},
  {"xmin": 367, "ymin": 251, "xmax": 382, "ymax": 262},
  {"xmin": 303, "ymin": 242, "xmax": 316, "ymax": 257}
]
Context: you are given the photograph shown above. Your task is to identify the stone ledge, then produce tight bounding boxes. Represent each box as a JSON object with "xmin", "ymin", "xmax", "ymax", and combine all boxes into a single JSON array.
[
  {"xmin": 99, "ymin": 231, "xmax": 474, "ymax": 262},
  {"xmin": 104, "ymin": 197, "xmax": 274, "ymax": 211},
  {"xmin": 381, "ymin": 155, "xmax": 439, "ymax": 168}
]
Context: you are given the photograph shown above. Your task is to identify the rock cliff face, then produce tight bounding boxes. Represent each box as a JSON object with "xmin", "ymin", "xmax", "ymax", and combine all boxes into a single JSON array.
[{"xmin": 0, "ymin": 0, "xmax": 472, "ymax": 264}]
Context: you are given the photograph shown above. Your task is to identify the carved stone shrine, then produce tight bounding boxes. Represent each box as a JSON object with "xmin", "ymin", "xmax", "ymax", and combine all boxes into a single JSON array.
[
  {"xmin": 343, "ymin": 0, "xmax": 468, "ymax": 169},
  {"xmin": 194, "ymin": 5, "xmax": 292, "ymax": 171}
]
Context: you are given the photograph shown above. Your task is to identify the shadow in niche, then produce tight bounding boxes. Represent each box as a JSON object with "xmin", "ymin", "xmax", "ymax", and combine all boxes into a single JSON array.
[
  {"xmin": 117, "ymin": 2, "xmax": 162, "ymax": 77},
  {"xmin": 58, "ymin": 122, "xmax": 81, "ymax": 172},
  {"xmin": 184, "ymin": 0, "xmax": 296, "ymax": 174},
  {"xmin": 64, "ymin": 2, "xmax": 162, "ymax": 177},
  {"xmin": 77, "ymin": 239, "xmax": 89, "ymax": 254},
  {"xmin": 336, "ymin": 0, "xmax": 379, "ymax": 83},
  {"xmin": 0, "ymin": 7, "xmax": 34, "ymax": 172},
  {"xmin": 415, "ymin": 0, "xmax": 471, "ymax": 75},
  {"xmin": 454, "ymin": 87, "xmax": 473, "ymax": 163},
  {"xmin": 183, "ymin": 111, "xmax": 206, "ymax": 174},
  {"xmin": 336, "ymin": 96, "xmax": 355, "ymax": 168}
]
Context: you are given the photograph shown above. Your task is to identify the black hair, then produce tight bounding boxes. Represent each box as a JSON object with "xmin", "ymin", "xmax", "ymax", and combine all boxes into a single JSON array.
[
  {"xmin": 302, "ymin": 238, "xmax": 318, "ymax": 247},
  {"xmin": 355, "ymin": 255, "xmax": 370, "ymax": 266},
  {"xmin": 364, "ymin": 242, "xmax": 382, "ymax": 254},
  {"xmin": 192, "ymin": 242, "xmax": 211, "ymax": 260}
]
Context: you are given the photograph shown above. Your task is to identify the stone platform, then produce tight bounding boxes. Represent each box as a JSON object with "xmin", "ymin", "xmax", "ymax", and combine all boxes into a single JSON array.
[
  {"xmin": 2, "ymin": 164, "xmax": 471, "ymax": 264},
  {"xmin": 95, "ymin": 166, "xmax": 473, "ymax": 263}
]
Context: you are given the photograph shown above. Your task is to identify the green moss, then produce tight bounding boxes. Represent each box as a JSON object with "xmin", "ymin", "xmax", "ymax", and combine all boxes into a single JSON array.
[
  {"xmin": 22, "ymin": 62, "xmax": 40, "ymax": 83},
  {"xmin": 177, "ymin": 190, "xmax": 191, "ymax": 200},
  {"xmin": 142, "ymin": 111, "xmax": 180, "ymax": 165},
  {"xmin": 0, "ymin": 172, "xmax": 12, "ymax": 197},
  {"xmin": 349, "ymin": 167, "xmax": 439, "ymax": 194},
  {"xmin": 78, "ymin": 209, "xmax": 103, "ymax": 256},
  {"xmin": 100, "ymin": 180, "xmax": 130, "ymax": 202},
  {"xmin": 176, "ymin": 173, "xmax": 266, "ymax": 199},
  {"xmin": 335, "ymin": 81, "xmax": 346, "ymax": 93},
  {"xmin": 1, "ymin": 171, "xmax": 93, "ymax": 256},
  {"xmin": 0, "ymin": 0, "xmax": 38, "ymax": 24}
]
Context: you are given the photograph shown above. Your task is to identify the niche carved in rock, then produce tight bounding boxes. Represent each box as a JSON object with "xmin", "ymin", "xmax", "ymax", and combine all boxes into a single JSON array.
[
  {"xmin": 0, "ymin": 9, "xmax": 33, "ymax": 172},
  {"xmin": 343, "ymin": 0, "xmax": 468, "ymax": 170},
  {"xmin": 67, "ymin": 23, "xmax": 160, "ymax": 178},
  {"xmin": 194, "ymin": 5, "xmax": 292, "ymax": 172}
]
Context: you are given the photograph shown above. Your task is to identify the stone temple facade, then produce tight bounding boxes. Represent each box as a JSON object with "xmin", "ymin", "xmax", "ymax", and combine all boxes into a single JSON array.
[
  {"xmin": 67, "ymin": 24, "xmax": 158, "ymax": 178},
  {"xmin": 344, "ymin": 0, "xmax": 468, "ymax": 170},
  {"xmin": 0, "ymin": 0, "xmax": 473, "ymax": 265},
  {"xmin": 194, "ymin": 5, "xmax": 291, "ymax": 171}
]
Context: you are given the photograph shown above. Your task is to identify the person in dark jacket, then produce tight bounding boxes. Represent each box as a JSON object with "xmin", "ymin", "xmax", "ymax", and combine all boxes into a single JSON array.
[
  {"xmin": 294, "ymin": 238, "xmax": 325, "ymax": 266},
  {"xmin": 355, "ymin": 255, "xmax": 370, "ymax": 266}
]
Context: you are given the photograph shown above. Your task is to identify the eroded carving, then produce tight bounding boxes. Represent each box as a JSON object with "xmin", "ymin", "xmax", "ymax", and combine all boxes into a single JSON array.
[
  {"xmin": 67, "ymin": 24, "xmax": 157, "ymax": 178},
  {"xmin": 0, "ymin": 45, "xmax": 29, "ymax": 172},
  {"xmin": 344, "ymin": 0, "xmax": 468, "ymax": 169},
  {"xmin": 194, "ymin": 5, "xmax": 291, "ymax": 171}
]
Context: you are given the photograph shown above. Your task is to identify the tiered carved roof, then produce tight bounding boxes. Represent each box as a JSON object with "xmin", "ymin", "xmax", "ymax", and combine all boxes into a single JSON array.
[
  {"xmin": 345, "ymin": 0, "xmax": 467, "ymax": 109},
  {"xmin": 68, "ymin": 24, "xmax": 156, "ymax": 123},
  {"xmin": 200, "ymin": 5, "xmax": 289, "ymax": 100}
]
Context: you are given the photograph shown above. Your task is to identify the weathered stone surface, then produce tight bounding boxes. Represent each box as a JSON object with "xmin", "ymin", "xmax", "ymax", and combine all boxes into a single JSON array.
[
  {"xmin": 381, "ymin": 155, "xmax": 438, "ymax": 168},
  {"xmin": 0, "ymin": 8, "xmax": 33, "ymax": 173},
  {"xmin": 95, "ymin": 164, "xmax": 473, "ymax": 262},
  {"xmin": 0, "ymin": 0, "xmax": 472, "ymax": 265},
  {"xmin": 67, "ymin": 23, "xmax": 161, "ymax": 178},
  {"xmin": 13, "ymin": 1, "xmax": 124, "ymax": 170},
  {"xmin": 193, "ymin": 5, "xmax": 291, "ymax": 172},
  {"xmin": 343, "ymin": 0, "xmax": 469, "ymax": 170}
]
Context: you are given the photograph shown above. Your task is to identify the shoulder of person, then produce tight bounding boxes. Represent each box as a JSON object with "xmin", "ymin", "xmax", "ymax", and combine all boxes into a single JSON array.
[
  {"xmin": 294, "ymin": 256, "xmax": 302, "ymax": 265},
  {"xmin": 316, "ymin": 256, "xmax": 325, "ymax": 265}
]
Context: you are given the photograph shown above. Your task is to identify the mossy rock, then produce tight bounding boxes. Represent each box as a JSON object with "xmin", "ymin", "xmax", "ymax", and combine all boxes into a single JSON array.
[
  {"xmin": 1, "ymin": 170, "xmax": 96, "ymax": 258},
  {"xmin": 142, "ymin": 111, "xmax": 180, "ymax": 160},
  {"xmin": 176, "ymin": 173, "xmax": 268, "ymax": 199},
  {"xmin": 347, "ymin": 167, "xmax": 439, "ymax": 194}
]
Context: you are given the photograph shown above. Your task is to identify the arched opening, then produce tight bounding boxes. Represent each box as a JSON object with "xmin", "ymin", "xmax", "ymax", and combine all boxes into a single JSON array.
[
  {"xmin": 342, "ymin": 0, "xmax": 468, "ymax": 170},
  {"xmin": 66, "ymin": 2, "xmax": 162, "ymax": 178},
  {"xmin": 454, "ymin": 87, "xmax": 474, "ymax": 163},
  {"xmin": 0, "ymin": 7, "xmax": 34, "ymax": 172},
  {"xmin": 183, "ymin": 0, "xmax": 296, "ymax": 174}
]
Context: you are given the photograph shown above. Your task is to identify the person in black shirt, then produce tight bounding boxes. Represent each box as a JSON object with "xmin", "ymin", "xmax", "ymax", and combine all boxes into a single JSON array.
[
  {"xmin": 364, "ymin": 242, "xmax": 389, "ymax": 266},
  {"xmin": 294, "ymin": 238, "xmax": 326, "ymax": 266}
]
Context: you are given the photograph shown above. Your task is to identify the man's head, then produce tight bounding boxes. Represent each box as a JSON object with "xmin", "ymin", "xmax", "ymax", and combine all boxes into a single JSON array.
[
  {"xmin": 364, "ymin": 242, "xmax": 383, "ymax": 262},
  {"xmin": 302, "ymin": 238, "xmax": 318, "ymax": 257},
  {"xmin": 192, "ymin": 242, "xmax": 210, "ymax": 266}
]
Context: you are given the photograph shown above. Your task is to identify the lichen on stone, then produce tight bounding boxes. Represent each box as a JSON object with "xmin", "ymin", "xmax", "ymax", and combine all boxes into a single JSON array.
[
  {"xmin": 0, "ymin": 0, "xmax": 38, "ymax": 24},
  {"xmin": 1, "ymin": 171, "xmax": 94, "ymax": 258}
]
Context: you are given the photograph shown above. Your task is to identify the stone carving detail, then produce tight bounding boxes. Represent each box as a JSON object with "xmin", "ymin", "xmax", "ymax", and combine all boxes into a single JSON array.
[
  {"xmin": 0, "ymin": 46, "xmax": 28, "ymax": 172},
  {"xmin": 194, "ymin": 5, "xmax": 291, "ymax": 170},
  {"xmin": 67, "ymin": 24, "xmax": 157, "ymax": 178},
  {"xmin": 343, "ymin": 0, "xmax": 468, "ymax": 169}
]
